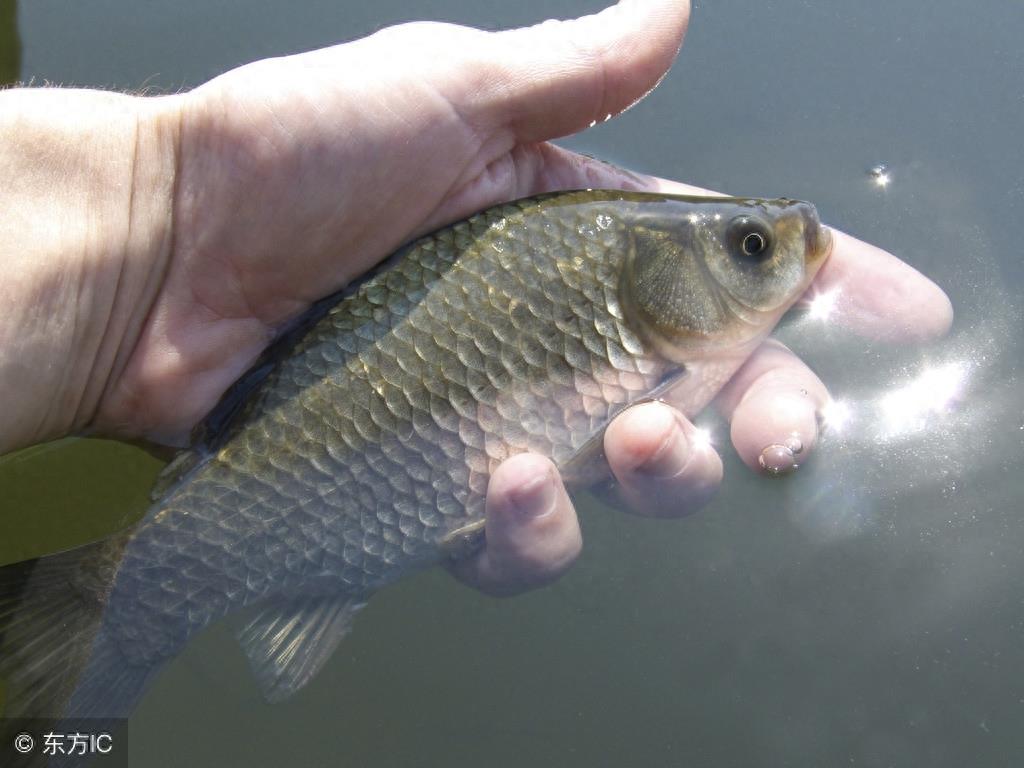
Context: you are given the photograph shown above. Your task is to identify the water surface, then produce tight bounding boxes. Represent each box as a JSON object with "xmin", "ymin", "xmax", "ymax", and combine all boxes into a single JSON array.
[{"xmin": 2, "ymin": 1, "xmax": 1023, "ymax": 765}]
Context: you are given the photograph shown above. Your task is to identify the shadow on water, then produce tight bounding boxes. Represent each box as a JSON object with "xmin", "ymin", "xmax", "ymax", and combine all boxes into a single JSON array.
[{"xmin": 0, "ymin": 0, "xmax": 19, "ymax": 86}]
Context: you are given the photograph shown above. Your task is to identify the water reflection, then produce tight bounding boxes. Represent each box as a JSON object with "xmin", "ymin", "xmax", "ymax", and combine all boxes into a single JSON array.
[
  {"xmin": 782, "ymin": 288, "xmax": 1016, "ymax": 548},
  {"xmin": 876, "ymin": 361, "xmax": 968, "ymax": 439},
  {"xmin": 691, "ymin": 426, "xmax": 714, "ymax": 453},
  {"xmin": 0, "ymin": 0, "xmax": 19, "ymax": 86},
  {"xmin": 806, "ymin": 287, "xmax": 841, "ymax": 322},
  {"xmin": 820, "ymin": 398, "xmax": 852, "ymax": 433},
  {"xmin": 818, "ymin": 360, "xmax": 970, "ymax": 443},
  {"xmin": 868, "ymin": 163, "xmax": 892, "ymax": 188}
]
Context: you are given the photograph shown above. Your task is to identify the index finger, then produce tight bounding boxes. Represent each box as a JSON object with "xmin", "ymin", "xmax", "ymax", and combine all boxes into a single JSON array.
[{"xmin": 805, "ymin": 229, "xmax": 953, "ymax": 342}]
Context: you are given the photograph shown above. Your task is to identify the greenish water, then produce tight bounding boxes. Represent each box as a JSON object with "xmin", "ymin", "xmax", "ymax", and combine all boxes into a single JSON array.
[
  {"xmin": 0, "ymin": 0, "xmax": 18, "ymax": 85},
  {"xmin": 0, "ymin": 439, "xmax": 160, "ymax": 565},
  {"xmin": 3, "ymin": 1, "xmax": 1023, "ymax": 766}
]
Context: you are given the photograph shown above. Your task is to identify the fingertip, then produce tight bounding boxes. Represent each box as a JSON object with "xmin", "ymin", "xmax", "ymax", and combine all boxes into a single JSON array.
[
  {"xmin": 714, "ymin": 341, "xmax": 828, "ymax": 476},
  {"xmin": 822, "ymin": 230, "xmax": 955, "ymax": 343},
  {"xmin": 730, "ymin": 388, "xmax": 819, "ymax": 476},
  {"xmin": 604, "ymin": 401, "xmax": 683, "ymax": 478},
  {"xmin": 487, "ymin": 453, "xmax": 560, "ymax": 522},
  {"xmin": 925, "ymin": 287, "xmax": 955, "ymax": 339},
  {"xmin": 490, "ymin": 0, "xmax": 691, "ymax": 142},
  {"xmin": 605, "ymin": 402, "xmax": 722, "ymax": 517},
  {"xmin": 455, "ymin": 453, "xmax": 582, "ymax": 597}
]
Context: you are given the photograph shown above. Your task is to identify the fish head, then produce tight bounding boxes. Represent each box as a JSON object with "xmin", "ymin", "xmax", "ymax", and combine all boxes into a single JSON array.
[{"xmin": 619, "ymin": 196, "xmax": 832, "ymax": 362}]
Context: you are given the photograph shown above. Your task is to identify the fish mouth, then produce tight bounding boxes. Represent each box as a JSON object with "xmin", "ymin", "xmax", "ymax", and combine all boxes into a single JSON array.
[
  {"xmin": 809, "ymin": 221, "xmax": 833, "ymax": 264},
  {"xmin": 797, "ymin": 202, "xmax": 833, "ymax": 265},
  {"xmin": 782, "ymin": 201, "xmax": 831, "ymax": 268}
]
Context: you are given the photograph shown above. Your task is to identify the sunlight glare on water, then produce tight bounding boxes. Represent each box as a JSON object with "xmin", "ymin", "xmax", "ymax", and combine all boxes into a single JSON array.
[
  {"xmin": 875, "ymin": 361, "xmax": 969, "ymax": 439},
  {"xmin": 806, "ymin": 287, "xmax": 840, "ymax": 322}
]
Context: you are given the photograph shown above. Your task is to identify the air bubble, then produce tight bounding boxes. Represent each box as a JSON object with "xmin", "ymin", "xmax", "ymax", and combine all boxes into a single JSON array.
[{"xmin": 758, "ymin": 444, "xmax": 799, "ymax": 475}]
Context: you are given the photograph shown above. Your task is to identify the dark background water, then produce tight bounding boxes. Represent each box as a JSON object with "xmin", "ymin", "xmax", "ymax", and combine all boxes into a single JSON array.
[{"xmin": 1, "ymin": 1, "xmax": 1023, "ymax": 765}]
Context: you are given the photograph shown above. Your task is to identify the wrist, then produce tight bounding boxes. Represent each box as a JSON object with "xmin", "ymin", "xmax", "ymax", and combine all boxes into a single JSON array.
[{"xmin": 0, "ymin": 88, "xmax": 181, "ymax": 454}]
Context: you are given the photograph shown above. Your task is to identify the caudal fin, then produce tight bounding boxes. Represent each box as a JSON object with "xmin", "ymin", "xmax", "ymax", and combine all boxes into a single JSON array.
[{"xmin": 0, "ymin": 532, "xmax": 133, "ymax": 722}]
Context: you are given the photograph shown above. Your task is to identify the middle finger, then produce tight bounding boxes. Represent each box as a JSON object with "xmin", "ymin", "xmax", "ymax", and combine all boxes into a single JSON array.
[{"xmin": 713, "ymin": 340, "xmax": 830, "ymax": 475}]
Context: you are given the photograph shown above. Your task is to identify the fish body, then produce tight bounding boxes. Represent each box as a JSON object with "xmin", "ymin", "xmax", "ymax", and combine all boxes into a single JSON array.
[{"xmin": 0, "ymin": 190, "xmax": 830, "ymax": 723}]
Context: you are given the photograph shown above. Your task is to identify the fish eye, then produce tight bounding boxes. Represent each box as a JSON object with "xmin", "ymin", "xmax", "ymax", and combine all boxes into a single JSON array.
[
  {"xmin": 742, "ymin": 231, "xmax": 767, "ymax": 257},
  {"xmin": 727, "ymin": 216, "xmax": 774, "ymax": 261}
]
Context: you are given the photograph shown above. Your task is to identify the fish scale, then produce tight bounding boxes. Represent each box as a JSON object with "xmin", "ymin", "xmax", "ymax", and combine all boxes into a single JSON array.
[
  {"xmin": 0, "ymin": 189, "xmax": 829, "ymax": 721},
  {"xmin": 101, "ymin": 193, "xmax": 670, "ymax": 667}
]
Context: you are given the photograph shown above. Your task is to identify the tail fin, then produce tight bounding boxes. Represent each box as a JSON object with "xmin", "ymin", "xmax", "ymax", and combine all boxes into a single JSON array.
[
  {"xmin": 61, "ymin": 637, "xmax": 158, "ymax": 721},
  {"xmin": 0, "ymin": 532, "xmax": 132, "ymax": 722}
]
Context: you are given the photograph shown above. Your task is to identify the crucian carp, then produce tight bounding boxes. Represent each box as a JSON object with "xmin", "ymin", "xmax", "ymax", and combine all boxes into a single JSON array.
[{"xmin": 0, "ymin": 189, "xmax": 831, "ymax": 723}]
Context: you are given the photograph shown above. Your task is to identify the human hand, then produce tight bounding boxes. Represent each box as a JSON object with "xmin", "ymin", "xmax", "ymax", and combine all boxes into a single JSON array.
[{"xmin": 3, "ymin": 0, "xmax": 951, "ymax": 594}]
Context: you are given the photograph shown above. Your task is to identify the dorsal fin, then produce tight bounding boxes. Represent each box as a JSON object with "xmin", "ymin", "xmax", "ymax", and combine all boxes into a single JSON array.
[{"xmin": 235, "ymin": 594, "xmax": 366, "ymax": 703}]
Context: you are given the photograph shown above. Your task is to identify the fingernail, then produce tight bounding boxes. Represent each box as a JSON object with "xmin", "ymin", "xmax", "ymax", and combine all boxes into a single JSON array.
[
  {"xmin": 508, "ymin": 469, "xmax": 557, "ymax": 519},
  {"xmin": 758, "ymin": 443, "xmax": 800, "ymax": 476},
  {"xmin": 636, "ymin": 416, "xmax": 690, "ymax": 479}
]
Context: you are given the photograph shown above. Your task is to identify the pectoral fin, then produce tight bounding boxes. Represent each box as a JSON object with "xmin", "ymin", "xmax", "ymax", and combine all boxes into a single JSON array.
[
  {"xmin": 558, "ymin": 367, "xmax": 688, "ymax": 491},
  {"xmin": 235, "ymin": 594, "xmax": 366, "ymax": 703},
  {"xmin": 440, "ymin": 519, "xmax": 486, "ymax": 561}
]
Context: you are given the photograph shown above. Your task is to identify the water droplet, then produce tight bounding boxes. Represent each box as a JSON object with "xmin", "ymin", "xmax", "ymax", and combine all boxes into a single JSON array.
[
  {"xmin": 491, "ymin": 240, "xmax": 504, "ymax": 253},
  {"xmin": 758, "ymin": 444, "xmax": 799, "ymax": 475},
  {"xmin": 489, "ymin": 217, "xmax": 507, "ymax": 231},
  {"xmin": 784, "ymin": 436, "xmax": 804, "ymax": 454},
  {"xmin": 577, "ymin": 222, "xmax": 597, "ymax": 237},
  {"xmin": 595, "ymin": 213, "xmax": 613, "ymax": 230}
]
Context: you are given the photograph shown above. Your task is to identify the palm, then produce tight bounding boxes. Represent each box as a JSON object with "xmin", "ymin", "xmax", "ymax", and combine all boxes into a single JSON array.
[{"xmin": 100, "ymin": 20, "xmax": 668, "ymax": 444}]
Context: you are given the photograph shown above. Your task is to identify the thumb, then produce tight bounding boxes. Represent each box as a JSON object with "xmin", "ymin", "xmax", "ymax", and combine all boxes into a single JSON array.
[
  {"xmin": 490, "ymin": 0, "xmax": 689, "ymax": 141},
  {"xmin": 374, "ymin": 0, "xmax": 690, "ymax": 144}
]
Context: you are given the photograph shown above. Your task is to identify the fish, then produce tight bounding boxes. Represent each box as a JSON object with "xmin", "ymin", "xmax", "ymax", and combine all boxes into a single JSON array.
[{"xmin": 0, "ymin": 189, "xmax": 831, "ymax": 727}]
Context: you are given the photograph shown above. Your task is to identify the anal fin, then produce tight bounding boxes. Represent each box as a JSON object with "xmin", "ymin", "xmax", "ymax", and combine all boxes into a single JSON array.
[{"xmin": 235, "ymin": 594, "xmax": 366, "ymax": 703}]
